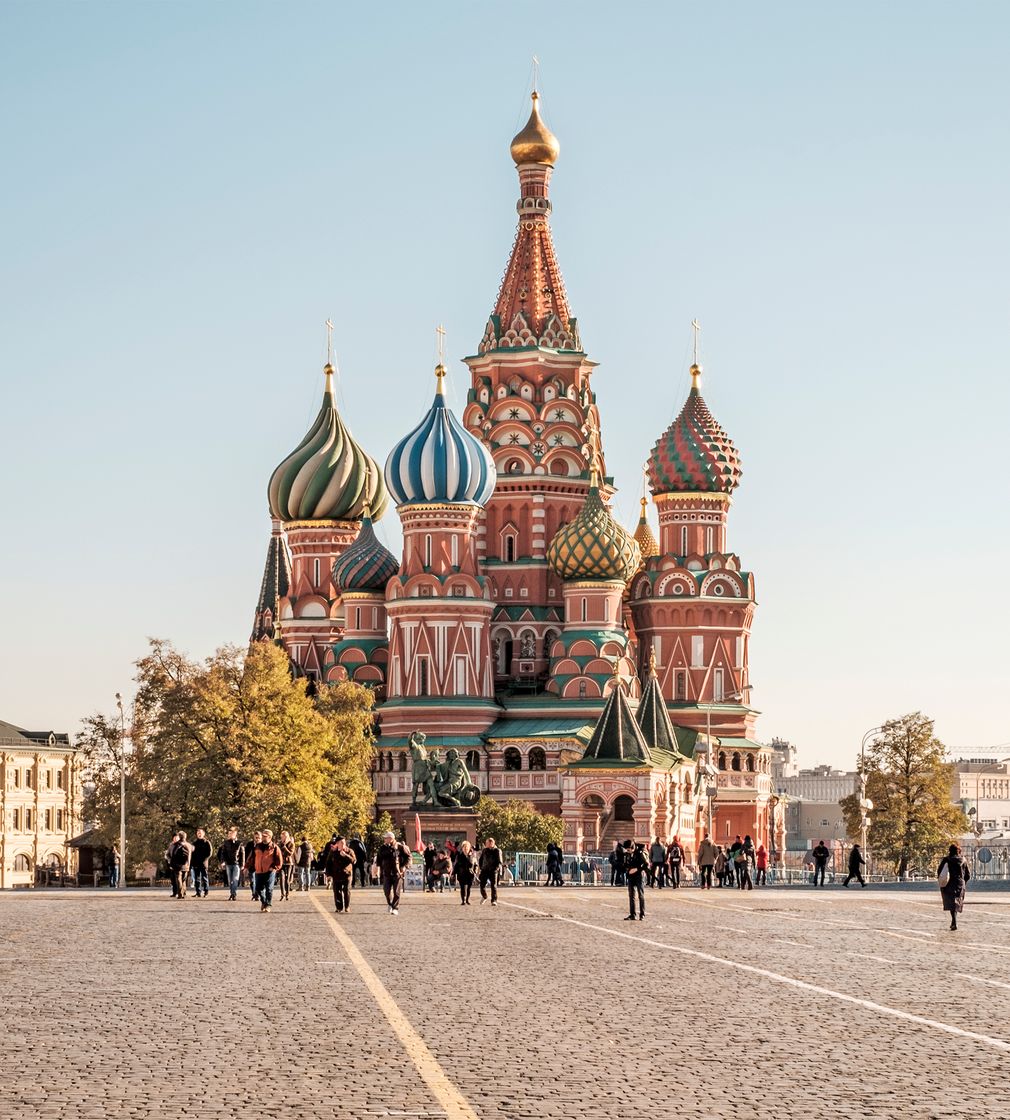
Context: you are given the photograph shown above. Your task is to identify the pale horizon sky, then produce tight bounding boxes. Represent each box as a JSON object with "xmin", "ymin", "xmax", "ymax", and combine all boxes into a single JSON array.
[{"xmin": 2, "ymin": 2, "xmax": 1008, "ymax": 769}]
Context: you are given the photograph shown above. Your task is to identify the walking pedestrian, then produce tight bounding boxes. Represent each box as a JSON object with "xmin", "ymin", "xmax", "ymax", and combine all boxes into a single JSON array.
[
  {"xmin": 623, "ymin": 840, "xmax": 648, "ymax": 921},
  {"xmin": 453, "ymin": 841, "xmax": 477, "ymax": 906},
  {"xmin": 715, "ymin": 847, "xmax": 728, "ymax": 888},
  {"xmin": 479, "ymin": 837, "xmax": 503, "ymax": 906},
  {"xmin": 843, "ymin": 844, "xmax": 866, "ymax": 888},
  {"xmin": 811, "ymin": 840, "xmax": 830, "ymax": 887},
  {"xmin": 755, "ymin": 844, "xmax": 768, "ymax": 887},
  {"xmin": 191, "ymin": 828, "xmax": 213, "ymax": 897},
  {"xmin": 245, "ymin": 829, "xmax": 283, "ymax": 912},
  {"xmin": 666, "ymin": 838, "xmax": 683, "ymax": 889},
  {"xmin": 734, "ymin": 848, "xmax": 753, "ymax": 890},
  {"xmin": 296, "ymin": 837, "xmax": 315, "ymax": 892},
  {"xmin": 375, "ymin": 831, "xmax": 411, "ymax": 915},
  {"xmin": 247, "ymin": 830, "xmax": 263, "ymax": 900},
  {"xmin": 938, "ymin": 843, "xmax": 971, "ymax": 931},
  {"xmin": 349, "ymin": 835, "xmax": 368, "ymax": 888},
  {"xmin": 108, "ymin": 845, "xmax": 121, "ymax": 889},
  {"xmin": 649, "ymin": 837, "xmax": 667, "ymax": 888},
  {"xmin": 545, "ymin": 843, "xmax": 563, "ymax": 887},
  {"xmin": 608, "ymin": 842, "xmax": 623, "ymax": 886},
  {"xmin": 216, "ymin": 827, "xmax": 244, "ymax": 901},
  {"xmin": 325, "ymin": 836, "xmax": 356, "ymax": 913},
  {"xmin": 697, "ymin": 833, "xmax": 717, "ymax": 890},
  {"xmin": 168, "ymin": 831, "xmax": 193, "ymax": 899},
  {"xmin": 423, "ymin": 842, "xmax": 437, "ymax": 892},
  {"xmin": 277, "ymin": 830, "xmax": 296, "ymax": 900}
]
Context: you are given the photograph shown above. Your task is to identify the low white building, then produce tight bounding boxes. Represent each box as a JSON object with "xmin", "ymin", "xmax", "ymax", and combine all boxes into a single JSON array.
[
  {"xmin": 1, "ymin": 719, "xmax": 82, "ymax": 888},
  {"xmin": 950, "ymin": 747, "xmax": 1010, "ymax": 838}
]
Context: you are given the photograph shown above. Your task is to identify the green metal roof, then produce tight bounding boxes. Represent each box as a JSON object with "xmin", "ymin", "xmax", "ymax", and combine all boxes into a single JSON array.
[
  {"xmin": 717, "ymin": 737, "xmax": 766, "ymax": 750},
  {"xmin": 483, "ymin": 717, "xmax": 595, "ymax": 741},
  {"xmin": 375, "ymin": 735, "xmax": 477, "ymax": 749}
]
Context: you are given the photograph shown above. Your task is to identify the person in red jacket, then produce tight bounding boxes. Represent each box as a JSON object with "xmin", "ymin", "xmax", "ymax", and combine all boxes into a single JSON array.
[
  {"xmin": 755, "ymin": 844, "xmax": 769, "ymax": 887},
  {"xmin": 245, "ymin": 829, "xmax": 283, "ymax": 912}
]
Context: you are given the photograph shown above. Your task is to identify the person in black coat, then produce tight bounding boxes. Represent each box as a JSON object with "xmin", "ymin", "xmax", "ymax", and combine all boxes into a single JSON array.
[
  {"xmin": 843, "ymin": 844, "xmax": 866, "ymax": 888},
  {"xmin": 453, "ymin": 841, "xmax": 478, "ymax": 906},
  {"xmin": 938, "ymin": 843, "xmax": 971, "ymax": 931},
  {"xmin": 623, "ymin": 840, "xmax": 648, "ymax": 921}
]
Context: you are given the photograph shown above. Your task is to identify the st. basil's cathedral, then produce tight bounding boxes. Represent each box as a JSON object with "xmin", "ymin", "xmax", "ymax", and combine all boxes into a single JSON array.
[{"xmin": 252, "ymin": 92, "xmax": 780, "ymax": 861}]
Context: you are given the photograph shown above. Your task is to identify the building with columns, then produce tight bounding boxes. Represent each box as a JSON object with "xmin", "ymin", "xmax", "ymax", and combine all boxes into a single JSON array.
[{"xmin": 255, "ymin": 89, "xmax": 771, "ymax": 855}]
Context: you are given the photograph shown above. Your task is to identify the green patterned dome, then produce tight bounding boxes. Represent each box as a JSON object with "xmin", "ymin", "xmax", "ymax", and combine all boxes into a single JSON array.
[
  {"xmin": 268, "ymin": 364, "xmax": 388, "ymax": 522},
  {"xmin": 547, "ymin": 483, "xmax": 641, "ymax": 582}
]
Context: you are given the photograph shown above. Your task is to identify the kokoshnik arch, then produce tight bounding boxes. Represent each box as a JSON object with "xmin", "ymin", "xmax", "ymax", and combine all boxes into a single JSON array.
[{"xmin": 251, "ymin": 90, "xmax": 778, "ymax": 860}]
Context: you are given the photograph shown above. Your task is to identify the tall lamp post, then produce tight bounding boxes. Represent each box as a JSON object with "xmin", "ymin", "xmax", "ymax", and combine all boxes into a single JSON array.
[
  {"xmin": 858, "ymin": 725, "xmax": 883, "ymax": 876},
  {"xmin": 115, "ymin": 693, "xmax": 127, "ymax": 890}
]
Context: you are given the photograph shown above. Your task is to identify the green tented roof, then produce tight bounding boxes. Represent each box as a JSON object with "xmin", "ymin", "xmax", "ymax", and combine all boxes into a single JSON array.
[
  {"xmin": 375, "ymin": 735, "xmax": 476, "ymax": 749},
  {"xmin": 716, "ymin": 737, "xmax": 766, "ymax": 750}
]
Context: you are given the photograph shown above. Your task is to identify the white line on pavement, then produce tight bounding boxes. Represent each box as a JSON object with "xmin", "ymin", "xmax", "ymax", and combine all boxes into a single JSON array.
[
  {"xmin": 955, "ymin": 973, "xmax": 1010, "ymax": 992},
  {"xmin": 499, "ymin": 901, "xmax": 1010, "ymax": 1055},
  {"xmin": 773, "ymin": 939, "xmax": 809, "ymax": 948},
  {"xmin": 859, "ymin": 955, "xmax": 902, "ymax": 965}
]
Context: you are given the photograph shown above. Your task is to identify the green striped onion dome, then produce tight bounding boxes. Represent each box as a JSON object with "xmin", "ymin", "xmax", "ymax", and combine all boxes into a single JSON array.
[
  {"xmin": 547, "ymin": 484, "xmax": 641, "ymax": 582},
  {"xmin": 331, "ymin": 513, "xmax": 398, "ymax": 593},
  {"xmin": 268, "ymin": 365, "xmax": 388, "ymax": 522},
  {"xmin": 647, "ymin": 365, "xmax": 742, "ymax": 495}
]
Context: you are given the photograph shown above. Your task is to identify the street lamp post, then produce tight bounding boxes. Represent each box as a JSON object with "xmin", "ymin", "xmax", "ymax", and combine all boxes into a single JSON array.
[
  {"xmin": 858, "ymin": 725, "xmax": 883, "ymax": 878},
  {"xmin": 115, "ymin": 693, "xmax": 127, "ymax": 890}
]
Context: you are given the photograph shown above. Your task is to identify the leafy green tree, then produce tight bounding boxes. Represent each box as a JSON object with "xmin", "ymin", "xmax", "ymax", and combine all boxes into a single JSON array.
[
  {"xmin": 839, "ymin": 712, "xmax": 966, "ymax": 876},
  {"xmin": 365, "ymin": 810, "xmax": 398, "ymax": 856},
  {"xmin": 80, "ymin": 640, "xmax": 376, "ymax": 867},
  {"xmin": 475, "ymin": 797, "xmax": 563, "ymax": 853}
]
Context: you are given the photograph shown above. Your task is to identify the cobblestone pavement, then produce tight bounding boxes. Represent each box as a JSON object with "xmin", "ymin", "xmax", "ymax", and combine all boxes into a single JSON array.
[{"xmin": 2, "ymin": 884, "xmax": 1009, "ymax": 1119}]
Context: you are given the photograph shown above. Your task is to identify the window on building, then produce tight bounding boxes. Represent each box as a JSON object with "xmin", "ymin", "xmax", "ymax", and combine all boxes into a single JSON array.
[
  {"xmin": 528, "ymin": 747, "xmax": 546, "ymax": 771},
  {"xmin": 13, "ymin": 769, "xmax": 20, "ymax": 788},
  {"xmin": 674, "ymin": 670, "xmax": 688, "ymax": 701},
  {"xmin": 13, "ymin": 854, "xmax": 31, "ymax": 873},
  {"xmin": 11, "ymin": 808, "xmax": 20, "ymax": 830},
  {"xmin": 44, "ymin": 809, "xmax": 52, "ymax": 831},
  {"xmin": 465, "ymin": 750, "xmax": 481, "ymax": 772},
  {"xmin": 603, "ymin": 598, "xmax": 610, "ymax": 622},
  {"xmin": 453, "ymin": 656, "xmax": 467, "ymax": 695},
  {"xmin": 691, "ymin": 636, "xmax": 704, "ymax": 668},
  {"xmin": 718, "ymin": 752, "xmax": 726, "ymax": 770},
  {"xmin": 313, "ymin": 558, "xmax": 321, "ymax": 587},
  {"xmin": 731, "ymin": 753, "xmax": 741, "ymax": 772},
  {"xmin": 745, "ymin": 754, "xmax": 754, "ymax": 772},
  {"xmin": 706, "ymin": 527, "xmax": 714, "ymax": 554},
  {"xmin": 713, "ymin": 668, "xmax": 724, "ymax": 702},
  {"xmin": 398, "ymin": 753, "xmax": 407, "ymax": 772},
  {"xmin": 581, "ymin": 597, "xmax": 588, "ymax": 623},
  {"xmin": 681, "ymin": 526, "xmax": 688, "ymax": 554},
  {"xmin": 503, "ymin": 747, "xmax": 522, "ymax": 771},
  {"xmin": 25, "ymin": 769, "xmax": 33, "ymax": 789},
  {"xmin": 417, "ymin": 659, "xmax": 430, "ymax": 696},
  {"xmin": 24, "ymin": 809, "xmax": 32, "ymax": 830},
  {"xmin": 613, "ymin": 795, "xmax": 635, "ymax": 821},
  {"xmin": 56, "ymin": 809, "xmax": 64, "ymax": 831},
  {"xmin": 424, "ymin": 534, "xmax": 432, "ymax": 567},
  {"xmin": 56, "ymin": 770, "xmax": 64, "ymax": 790},
  {"xmin": 451, "ymin": 534, "xmax": 459, "ymax": 567},
  {"xmin": 46, "ymin": 770, "xmax": 52, "ymax": 789},
  {"xmin": 504, "ymin": 535, "xmax": 516, "ymax": 563}
]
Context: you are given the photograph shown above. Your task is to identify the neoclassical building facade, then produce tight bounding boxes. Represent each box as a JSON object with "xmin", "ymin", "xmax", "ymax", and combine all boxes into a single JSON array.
[
  {"xmin": 254, "ymin": 91, "xmax": 772, "ymax": 856},
  {"xmin": 0, "ymin": 720, "xmax": 81, "ymax": 888}
]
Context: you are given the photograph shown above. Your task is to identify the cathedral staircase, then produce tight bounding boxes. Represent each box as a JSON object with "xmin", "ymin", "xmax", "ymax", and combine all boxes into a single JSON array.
[{"xmin": 599, "ymin": 817, "xmax": 637, "ymax": 850}]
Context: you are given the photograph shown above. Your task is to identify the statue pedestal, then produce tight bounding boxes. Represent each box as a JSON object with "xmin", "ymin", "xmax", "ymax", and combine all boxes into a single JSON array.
[{"xmin": 410, "ymin": 808, "xmax": 478, "ymax": 852}]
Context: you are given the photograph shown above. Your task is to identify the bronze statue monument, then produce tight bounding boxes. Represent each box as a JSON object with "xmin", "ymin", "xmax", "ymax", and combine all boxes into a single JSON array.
[{"xmin": 408, "ymin": 730, "xmax": 480, "ymax": 808}]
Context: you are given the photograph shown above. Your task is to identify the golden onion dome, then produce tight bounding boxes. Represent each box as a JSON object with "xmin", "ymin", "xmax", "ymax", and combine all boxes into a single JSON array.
[
  {"xmin": 547, "ymin": 481, "xmax": 641, "ymax": 582},
  {"xmin": 633, "ymin": 497, "xmax": 658, "ymax": 563},
  {"xmin": 510, "ymin": 91, "xmax": 560, "ymax": 167}
]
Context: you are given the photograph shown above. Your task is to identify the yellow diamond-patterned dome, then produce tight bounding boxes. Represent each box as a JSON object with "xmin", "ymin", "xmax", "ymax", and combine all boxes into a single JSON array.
[
  {"xmin": 548, "ymin": 484, "xmax": 641, "ymax": 582},
  {"xmin": 633, "ymin": 497, "xmax": 658, "ymax": 565}
]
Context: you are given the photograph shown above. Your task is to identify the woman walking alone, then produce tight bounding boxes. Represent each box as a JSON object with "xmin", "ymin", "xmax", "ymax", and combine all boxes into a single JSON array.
[
  {"xmin": 453, "ymin": 841, "xmax": 478, "ymax": 906},
  {"xmin": 938, "ymin": 843, "xmax": 971, "ymax": 931}
]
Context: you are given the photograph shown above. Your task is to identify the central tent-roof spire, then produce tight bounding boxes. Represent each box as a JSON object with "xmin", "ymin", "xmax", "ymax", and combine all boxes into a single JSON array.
[{"xmin": 477, "ymin": 84, "xmax": 580, "ymax": 355}]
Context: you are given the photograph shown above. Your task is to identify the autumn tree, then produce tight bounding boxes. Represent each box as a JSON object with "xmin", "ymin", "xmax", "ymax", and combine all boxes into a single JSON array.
[
  {"xmin": 839, "ymin": 712, "xmax": 966, "ymax": 877},
  {"xmin": 80, "ymin": 640, "xmax": 376, "ymax": 868},
  {"xmin": 475, "ymin": 797, "xmax": 564, "ymax": 853}
]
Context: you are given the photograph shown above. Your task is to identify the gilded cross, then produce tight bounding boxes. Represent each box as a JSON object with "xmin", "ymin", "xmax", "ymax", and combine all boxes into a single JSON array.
[
  {"xmin": 436, "ymin": 323, "xmax": 446, "ymax": 364},
  {"xmin": 691, "ymin": 319, "xmax": 701, "ymax": 365},
  {"xmin": 325, "ymin": 318, "xmax": 334, "ymax": 365}
]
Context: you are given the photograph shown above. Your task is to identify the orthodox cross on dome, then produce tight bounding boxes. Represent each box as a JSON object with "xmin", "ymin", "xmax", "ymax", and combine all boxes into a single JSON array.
[
  {"xmin": 690, "ymin": 319, "xmax": 703, "ymax": 390},
  {"xmin": 436, "ymin": 323, "xmax": 446, "ymax": 364},
  {"xmin": 325, "ymin": 318, "xmax": 334, "ymax": 366}
]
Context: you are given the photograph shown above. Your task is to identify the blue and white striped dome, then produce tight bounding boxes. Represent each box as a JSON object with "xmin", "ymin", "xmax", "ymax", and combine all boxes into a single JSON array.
[{"xmin": 384, "ymin": 366, "xmax": 496, "ymax": 506}]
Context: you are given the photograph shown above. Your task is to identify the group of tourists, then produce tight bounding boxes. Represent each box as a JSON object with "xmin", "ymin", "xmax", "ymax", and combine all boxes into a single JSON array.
[
  {"xmin": 160, "ymin": 826, "xmax": 973, "ymax": 932},
  {"xmin": 420, "ymin": 838, "xmax": 504, "ymax": 906},
  {"xmin": 164, "ymin": 828, "xmax": 369, "ymax": 912}
]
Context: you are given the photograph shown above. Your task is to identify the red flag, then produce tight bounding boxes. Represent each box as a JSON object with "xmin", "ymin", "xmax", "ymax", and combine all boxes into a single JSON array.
[{"xmin": 414, "ymin": 812, "xmax": 424, "ymax": 853}]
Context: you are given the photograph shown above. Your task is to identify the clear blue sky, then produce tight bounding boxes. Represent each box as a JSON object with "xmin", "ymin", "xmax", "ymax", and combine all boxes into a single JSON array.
[{"xmin": 2, "ymin": 2, "xmax": 1008, "ymax": 768}]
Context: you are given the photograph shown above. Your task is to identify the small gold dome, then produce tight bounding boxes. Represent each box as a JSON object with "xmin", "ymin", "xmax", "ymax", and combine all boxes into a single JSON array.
[{"xmin": 510, "ymin": 91, "xmax": 560, "ymax": 167}]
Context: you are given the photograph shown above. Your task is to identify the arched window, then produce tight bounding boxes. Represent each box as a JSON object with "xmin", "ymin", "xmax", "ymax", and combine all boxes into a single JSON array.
[
  {"xmin": 718, "ymin": 751, "xmax": 726, "ymax": 770},
  {"xmin": 503, "ymin": 747, "xmax": 522, "ymax": 771},
  {"xmin": 745, "ymin": 754, "xmax": 754, "ymax": 772},
  {"xmin": 528, "ymin": 747, "xmax": 546, "ymax": 771},
  {"xmin": 504, "ymin": 535, "xmax": 516, "ymax": 563},
  {"xmin": 13, "ymin": 854, "xmax": 31, "ymax": 872},
  {"xmin": 398, "ymin": 752, "xmax": 408, "ymax": 772},
  {"xmin": 613, "ymin": 795, "xmax": 635, "ymax": 821},
  {"xmin": 731, "ymin": 752, "xmax": 741, "ymax": 772},
  {"xmin": 465, "ymin": 750, "xmax": 481, "ymax": 772},
  {"xmin": 376, "ymin": 753, "xmax": 384, "ymax": 772},
  {"xmin": 385, "ymin": 751, "xmax": 393, "ymax": 771}
]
